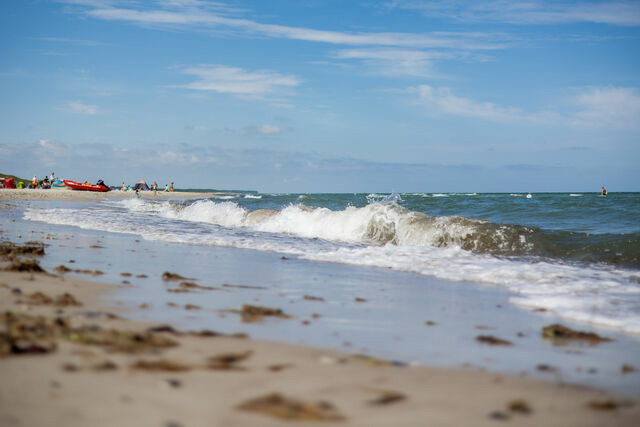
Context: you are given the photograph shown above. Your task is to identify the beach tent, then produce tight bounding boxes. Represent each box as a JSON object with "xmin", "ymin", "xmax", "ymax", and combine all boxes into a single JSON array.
[{"xmin": 132, "ymin": 180, "xmax": 150, "ymax": 191}]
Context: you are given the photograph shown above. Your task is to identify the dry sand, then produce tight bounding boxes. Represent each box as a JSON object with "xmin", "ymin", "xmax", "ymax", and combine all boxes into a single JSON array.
[
  {"xmin": 1, "ymin": 271, "xmax": 639, "ymax": 426},
  {"xmin": 0, "ymin": 189, "xmax": 216, "ymax": 201}
]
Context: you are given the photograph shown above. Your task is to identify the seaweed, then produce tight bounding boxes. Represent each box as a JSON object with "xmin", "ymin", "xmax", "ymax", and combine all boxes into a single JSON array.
[
  {"xmin": 476, "ymin": 335, "xmax": 513, "ymax": 346},
  {"xmin": 236, "ymin": 393, "xmax": 346, "ymax": 421},
  {"xmin": 131, "ymin": 359, "xmax": 192, "ymax": 372},
  {"xmin": 4, "ymin": 259, "xmax": 45, "ymax": 273},
  {"xmin": 207, "ymin": 350, "xmax": 252, "ymax": 370},
  {"xmin": 162, "ymin": 272, "xmax": 191, "ymax": 281},
  {"xmin": 236, "ymin": 304, "xmax": 291, "ymax": 323},
  {"xmin": 368, "ymin": 390, "xmax": 406, "ymax": 406},
  {"xmin": 542, "ymin": 324, "xmax": 611, "ymax": 344}
]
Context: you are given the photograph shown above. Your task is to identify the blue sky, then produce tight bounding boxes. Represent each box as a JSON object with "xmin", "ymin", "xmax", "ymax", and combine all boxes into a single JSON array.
[{"xmin": 1, "ymin": 0, "xmax": 639, "ymax": 192}]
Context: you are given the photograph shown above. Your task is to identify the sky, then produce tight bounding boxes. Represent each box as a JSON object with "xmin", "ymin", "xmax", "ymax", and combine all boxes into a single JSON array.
[{"xmin": 1, "ymin": 0, "xmax": 639, "ymax": 193}]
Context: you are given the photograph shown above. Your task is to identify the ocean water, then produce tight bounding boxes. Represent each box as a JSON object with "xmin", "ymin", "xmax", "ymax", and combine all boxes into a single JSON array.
[{"xmin": 22, "ymin": 191, "xmax": 640, "ymax": 335}]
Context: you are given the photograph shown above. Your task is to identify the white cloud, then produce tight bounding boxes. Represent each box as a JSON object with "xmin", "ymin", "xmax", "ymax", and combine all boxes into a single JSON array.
[
  {"xmin": 571, "ymin": 86, "xmax": 640, "ymax": 129},
  {"xmin": 333, "ymin": 48, "xmax": 443, "ymax": 77},
  {"xmin": 61, "ymin": 101, "xmax": 100, "ymax": 115},
  {"xmin": 384, "ymin": 1, "xmax": 640, "ymax": 26},
  {"xmin": 246, "ymin": 124, "xmax": 290, "ymax": 135},
  {"xmin": 178, "ymin": 65, "xmax": 299, "ymax": 97},
  {"xmin": 416, "ymin": 85, "xmax": 522, "ymax": 121}
]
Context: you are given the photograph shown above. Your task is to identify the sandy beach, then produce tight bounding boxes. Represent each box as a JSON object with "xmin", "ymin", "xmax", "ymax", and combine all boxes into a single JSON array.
[
  {"xmin": 1, "ymin": 190, "xmax": 639, "ymax": 426},
  {"xmin": 0, "ymin": 189, "xmax": 216, "ymax": 201}
]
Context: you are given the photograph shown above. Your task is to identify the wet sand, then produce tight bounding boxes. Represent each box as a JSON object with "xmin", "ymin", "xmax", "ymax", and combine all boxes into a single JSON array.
[
  {"xmin": 1, "ymin": 248, "xmax": 639, "ymax": 426},
  {"xmin": 0, "ymin": 189, "xmax": 215, "ymax": 201}
]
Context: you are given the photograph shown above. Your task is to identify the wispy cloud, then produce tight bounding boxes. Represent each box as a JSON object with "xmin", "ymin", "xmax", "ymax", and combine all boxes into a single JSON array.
[
  {"xmin": 383, "ymin": 1, "xmax": 640, "ymax": 26},
  {"xmin": 59, "ymin": 101, "xmax": 100, "ymax": 115},
  {"xmin": 177, "ymin": 65, "xmax": 299, "ymax": 97},
  {"xmin": 570, "ymin": 86, "xmax": 640, "ymax": 129},
  {"xmin": 412, "ymin": 84, "xmax": 640, "ymax": 129},
  {"xmin": 30, "ymin": 37, "xmax": 109, "ymax": 46},
  {"xmin": 245, "ymin": 124, "xmax": 290, "ymax": 135},
  {"xmin": 333, "ymin": 48, "xmax": 442, "ymax": 77},
  {"xmin": 59, "ymin": 1, "xmax": 510, "ymax": 50},
  {"xmin": 415, "ymin": 85, "xmax": 523, "ymax": 121}
]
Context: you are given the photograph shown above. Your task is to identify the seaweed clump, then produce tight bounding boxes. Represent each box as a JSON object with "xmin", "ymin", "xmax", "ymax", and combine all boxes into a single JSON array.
[
  {"xmin": 237, "ymin": 393, "xmax": 346, "ymax": 421},
  {"xmin": 542, "ymin": 324, "xmax": 611, "ymax": 345}
]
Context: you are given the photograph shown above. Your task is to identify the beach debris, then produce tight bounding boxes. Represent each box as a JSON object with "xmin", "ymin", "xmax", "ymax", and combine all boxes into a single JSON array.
[
  {"xmin": 54, "ymin": 265, "xmax": 72, "ymax": 274},
  {"xmin": 136, "ymin": 274, "xmax": 148, "ymax": 279},
  {"xmin": 587, "ymin": 400, "xmax": 620, "ymax": 411},
  {"xmin": 22, "ymin": 291, "xmax": 82, "ymax": 307},
  {"xmin": 74, "ymin": 269, "xmax": 104, "ymax": 276},
  {"xmin": 167, "ymin": 282, "xmax": 218, "ymax": 293},
  {"xmin": 368, "ymin": 390, "xmax": 407, "ymax": 406},
  {"xmin": 304, "ymin": 295, "xmax": 325, "ymax": 302},
  {"xmin": 508, "ymin": 399, "xmax": 532, "ymax": 414},
  {"xmin": 0, "ymin": 241, "xmax": 45, "ymax": 258},
  {"xmin": 622, "ymin": 364, "xmax": 636, "ymax": 374},
  {"xmin": 222, "ymin": 283, "xmax": 267, "ymax": 290},
  {"xmin": 236, "ymin": 393, "xmax": 346, "ymax": 421},
  {"xmin": 355, "ymin": 297, "xmax": 367, "ymax": 302},
  {"xmin": 425, "ymin": 321, "xmax": 437, "ymax": 326},
  {"xmin": 236, "ymin": 304, "xmax": 291, "ymax": 323},
  {"xmin": 351, "ymin": 354, "xmax": 406, "ymax": 367},
  {"xmin": 542, "ymin": 324, "xmax": 611, "ymax": 344},
  {"xmin": 139, "ymin": 303, "xmax": 150, "ymax": 309},
  {"xmin": 0, "ymin": 312, "xmax": 60, "ymax": 356},
  {"xmin": 162, "ymin": 272, "xmax": 190, "ymax": 281},
  {"xmin": 536, "ymin": 364, "xmax": 557, "ymax": 373},
  {"xmin": 268, "ymin": 363, "xmax": 293, "ymax": 372},
  {"xmin": 184, "ymin": 304, "xmax": 201, "ymax": 310},
  {"xmin": 476, "ymin": 335, "xmax": 513, "ymax": 346},
  {"xmin": 207, "ymin": 350, "xmax": 252, "ymax": 370},
  {"xmin": 88, "ymin": 245, "xmax": 103, "ymax": 249},
  {"xmin": 63, "ymin": 327, "xmax": 178, "ymax": 353},
  {"xmin": 53, "ymin": 264, "xmax": 103, "ymax": 276},
  {"xmin": 4, "ymin": 259, "xmax": 46, "ymax": 273},
  {"xmin": 63, "ymin": 360, "xmax": 118, "ymax": 372},
  {"xmin": 488, "ymin": 411, "xmax": 509, "ymax": 421},
  {"xmin": 475, "ymin": 325, "xmax": 494, "ymax": 330},
  {"xmin": 120, "ymin": 272, "xmax": 132, "ymax": 277},
  {"xmin": 132, "ymin": 359, "xmax": 192, "ymax": 372}
]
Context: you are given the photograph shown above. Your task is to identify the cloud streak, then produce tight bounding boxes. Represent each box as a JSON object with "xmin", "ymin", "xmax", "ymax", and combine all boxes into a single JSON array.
[
  {"xmin": 384, "ymin": 1, "xmax": 640, "ymax": 26},
  {"xmin": 413, "ymin": 84, "xmax": 640, "ymax": 129},
  {"xmin": 177, "ymin": 65, "xmax": 299, "ymax": 97},
  {"xmin": 60, "ymin": 101, "xmax": 100, "ymax": 115},
  {"xmin": 61, "ymin": 1, "xmax": 510, "ymax": 50}
]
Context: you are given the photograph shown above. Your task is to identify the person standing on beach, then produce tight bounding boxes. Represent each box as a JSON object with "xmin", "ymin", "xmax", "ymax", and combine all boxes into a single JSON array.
[
  {"xmin": 31, "ymin": 176, "xmax": 37, "ymax": 189},
  {"xmin": 50, "ymin": 172, "xmax": 55, "ymax": 182},
  {"xmin": 170, "ymin": 182, "xmax": 174, "ymax": 192}
]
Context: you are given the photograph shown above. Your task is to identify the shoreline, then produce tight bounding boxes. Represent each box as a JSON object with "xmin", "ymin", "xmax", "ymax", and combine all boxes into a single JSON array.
[
  {"xmin": 0, "ymin": 188, "xmax": 216, "ymax": 201},
  {"xmin": 2, "ymin": 270, "xmax": 639, "ymax": 426},
  {"xmin": 2, "ymin": 206, "xmax": 640, "ymax": 425}
]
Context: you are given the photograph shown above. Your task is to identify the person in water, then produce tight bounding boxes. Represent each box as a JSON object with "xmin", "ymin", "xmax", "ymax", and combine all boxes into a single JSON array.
[{"xmin": 601, "ymin": 186, "xmax": 607, "ymax": 196}]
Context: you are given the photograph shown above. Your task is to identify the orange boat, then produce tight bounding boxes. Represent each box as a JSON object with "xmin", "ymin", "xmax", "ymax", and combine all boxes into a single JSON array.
[{"xmin": 63, "ymin": 180, "xmax": 110, "ymax": 192}]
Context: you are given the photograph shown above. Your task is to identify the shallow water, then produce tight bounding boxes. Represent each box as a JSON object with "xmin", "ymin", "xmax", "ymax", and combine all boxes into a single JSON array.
[{"xmin": 21, "ymin": 192, "xmax": 640, "ymax": 336}]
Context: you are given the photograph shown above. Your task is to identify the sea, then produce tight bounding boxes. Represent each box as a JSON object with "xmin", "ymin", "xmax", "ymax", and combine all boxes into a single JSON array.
[{"xmin": 4, "ymin": 191, "xmax": 640, "ymax": 393}]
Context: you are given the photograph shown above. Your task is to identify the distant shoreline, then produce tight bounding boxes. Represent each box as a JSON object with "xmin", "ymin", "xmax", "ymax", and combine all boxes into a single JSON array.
[{"xmin": 0, "ymin": 188, "xmax": 216, "ymax": 201}]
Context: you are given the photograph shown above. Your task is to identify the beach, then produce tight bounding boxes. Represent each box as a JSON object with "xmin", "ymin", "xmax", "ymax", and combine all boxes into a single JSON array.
[{"xmin": 1, "ymin": 189, "xmax": 640, "ymax": 426}]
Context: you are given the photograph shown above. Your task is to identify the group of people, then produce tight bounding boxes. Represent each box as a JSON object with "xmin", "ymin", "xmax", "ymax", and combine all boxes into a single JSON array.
[{"xmin": 29, "ymin": 172, "xmax": 58, "ymax": 189}]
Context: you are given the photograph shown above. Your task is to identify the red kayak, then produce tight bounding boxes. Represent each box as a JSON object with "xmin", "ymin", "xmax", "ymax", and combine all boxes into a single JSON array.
[{"xmin": 64, "ymin": 180, "xmax": 110, "ymax": 192}]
